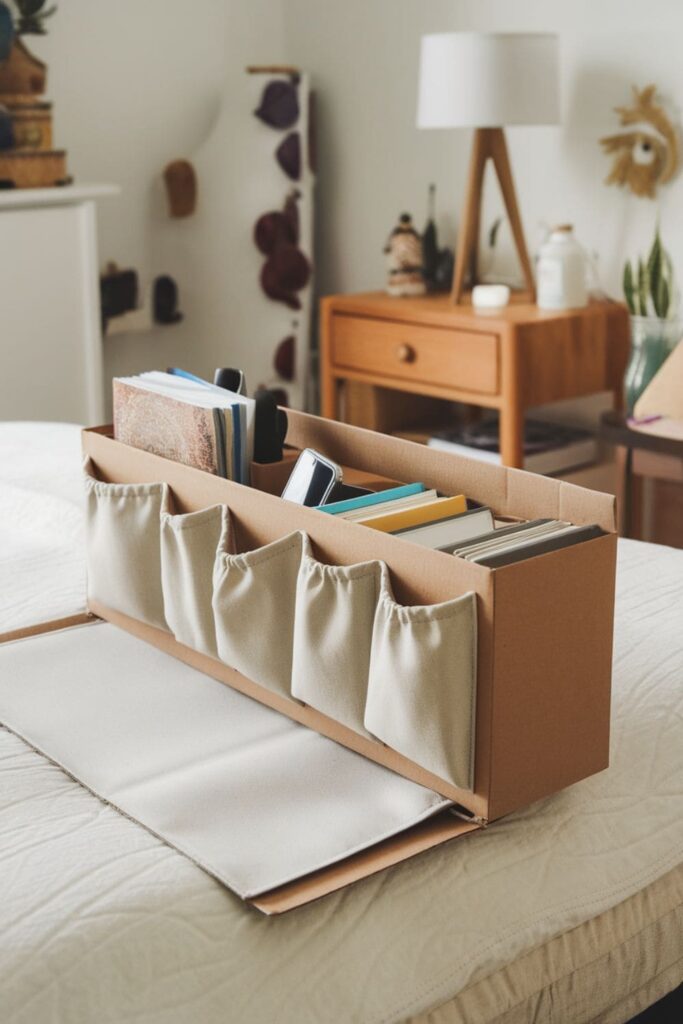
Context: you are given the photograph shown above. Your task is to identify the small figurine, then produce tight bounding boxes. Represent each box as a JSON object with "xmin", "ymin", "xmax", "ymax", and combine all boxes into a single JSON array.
[{"xmin": 384, "ymin": 213, "xmax": 426, "ymax": 297}]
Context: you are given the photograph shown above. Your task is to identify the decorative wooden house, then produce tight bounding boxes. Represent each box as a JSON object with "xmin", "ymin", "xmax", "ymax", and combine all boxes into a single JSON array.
[{"xmin": 0, "ymin": 38, "xmax": 68, "ymax": 188}]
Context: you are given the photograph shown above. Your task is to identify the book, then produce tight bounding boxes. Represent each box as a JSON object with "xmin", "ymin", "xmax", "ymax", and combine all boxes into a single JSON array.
[
  {"xmin": 339, "ymin": 488, "xmax": 439, "ymax": 523},
  {"xmin": 158, "ymin": 369, "xmax": 254, "ymax": 484},
  {"xmin": 113, "ymin": 372, "xmax": 255, "ymax": 482},
  {"xmin": 359, "ymin": 493, "xmax": 467, "ymax": 533},
  {"xmin": 392, "ymin": 506, "xmax": 495, "ymax": 550},
  {"xmin": 318, "ymin": 482, "xmax": 425, "ymax": 515},
  {"xmin": 475, "ymin": 524, "xmax": 604, "ymax": 568},
  {"xmin": 447, "ymin": 518, "xmax": 603, "ymax": 567},
  {"xmin": 427, "ymin": 418, "xmax": 598, "ymax": 476},
  {"xmin": 451, "ymin": 520, "xmax": 567, "ymax": 560}
]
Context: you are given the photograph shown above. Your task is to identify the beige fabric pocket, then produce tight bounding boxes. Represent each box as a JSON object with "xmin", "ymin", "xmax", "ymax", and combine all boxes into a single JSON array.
[
  {"xmin": 84, "ymin": 458, "xmax": 168, "ymax": 630},
  {"xmin": 212, "ymin": 531, "xmax": 307, "ymax": 696},
  {"xmin": 291, "ymin": 553, "xmax": 381, "ymax": 736},
  {"xmin": 160, "ymin": 503, "xmax": 230, "ymax": 656},
  {"xmin": 364, "ymin": 564, "xmax": 477, "ymax": 791}
]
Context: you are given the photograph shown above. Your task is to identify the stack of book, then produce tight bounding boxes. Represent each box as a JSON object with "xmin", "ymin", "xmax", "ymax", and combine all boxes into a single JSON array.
[
  {"xmin": 113, "ymin": 372, "xmax": 255, "ymax": 484},
  {"xmin": 318, "ymin": 484, "xmax": 601, "ymax": 565},
  {"xmin": 427, "ymin": 417, "xmax": 598, "ymax": 476}
]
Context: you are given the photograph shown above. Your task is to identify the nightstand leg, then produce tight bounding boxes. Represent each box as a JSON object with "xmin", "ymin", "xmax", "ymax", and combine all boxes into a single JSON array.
[
  {"xmin": 321, "ymin": 372, "xmax": 338, "ymax": 420},
  {"xmin": 500, "ymin": 403, "xmax": 524, "ymax": 469}
]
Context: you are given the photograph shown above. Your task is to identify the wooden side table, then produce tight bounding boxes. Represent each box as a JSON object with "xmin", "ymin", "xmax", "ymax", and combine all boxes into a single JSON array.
[
  {"xmin": 320, "ymin": 292, "xmax": 630, "ymax": 468},
  {"xmin": 600, "ymin": 411, "xmax": 683, "ymax": 542}
]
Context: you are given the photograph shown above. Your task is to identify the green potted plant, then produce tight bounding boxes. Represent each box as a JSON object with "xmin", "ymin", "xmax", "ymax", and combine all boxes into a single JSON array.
[{"xmin": 623, "ymin": 226, "xmax": 681, "ymax": 413}]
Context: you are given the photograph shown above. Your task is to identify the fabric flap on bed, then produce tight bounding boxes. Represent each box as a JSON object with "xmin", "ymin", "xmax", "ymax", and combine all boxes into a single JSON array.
[{"xmin": 0, "ymin": 622, "xmax": 450, "ymax": 900}]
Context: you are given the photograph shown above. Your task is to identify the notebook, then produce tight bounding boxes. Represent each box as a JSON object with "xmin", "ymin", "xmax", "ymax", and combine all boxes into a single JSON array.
[
  {"xmin": 318, "ymin": 482, "xmax": 425, "ymax": 516},
  {"xmin": 113, "ymin": 372, "xmax": 255, "ymax": 483},
  {"xmin": 450, "ymin": 519, "xmax": 603, "ymax": 567},
  {"xmin": 474, "ymin": 524, "xmax": 604, "ymax": 568},
  {"xmin": 392, "ymin": 506, "xmax": 495, "ymax": 550},
  {"xmin": 358, "ymin": 493, "xmax": 467, "ymax": 533},
  {"xmin": 337, "ymin": 489, "xmax": 439, "ymax": 523}
]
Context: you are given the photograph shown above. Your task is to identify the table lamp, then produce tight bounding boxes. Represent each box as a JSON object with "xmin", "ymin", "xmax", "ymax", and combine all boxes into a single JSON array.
[{"xmin": 417, "ymin": 32, "xmax": 559, "ymax": 304}]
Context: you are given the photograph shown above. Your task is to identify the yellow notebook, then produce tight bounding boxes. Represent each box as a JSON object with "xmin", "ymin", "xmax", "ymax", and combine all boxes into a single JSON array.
[{"xmin": 359, "ymin": 494, "xmax": 467, "ymax": 533}]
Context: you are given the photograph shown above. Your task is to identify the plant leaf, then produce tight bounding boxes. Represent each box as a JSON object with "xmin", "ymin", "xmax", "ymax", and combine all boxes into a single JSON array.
[
  {"xmin": 658, "ymin": 275, "xmax": 670, "ymax": 319},
  {"xmin": 638, "ymin": 258, "xmax": 649, "ymax": 316},
  {"xmin": 648, "ymin": 230, "xmax": 663, "ymax": 316},
  {"xmin": 623, "ymin": 261, "xmax": 636, "ymax": 315},
  {"xmin": 488, "ymin": 217, "xmax": 503, "ymax": 249},
  {"xmin": 16, "ymin": 0, "xmax": 45, "ymax": 15}
]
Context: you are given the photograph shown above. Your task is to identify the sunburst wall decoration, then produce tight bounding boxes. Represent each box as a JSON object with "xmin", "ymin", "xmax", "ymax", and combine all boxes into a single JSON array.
[{"xmin": 600, "ymin": 84, "xmax": 680, "ymax": 199}]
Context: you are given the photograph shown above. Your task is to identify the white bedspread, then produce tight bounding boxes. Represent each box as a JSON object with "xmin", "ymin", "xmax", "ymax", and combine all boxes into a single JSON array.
[
  {"xmin": 1, "ymin": 423, "xmax": 682, "ymax": 1024},
  {"xmin": 0, "ymin": 422, "xmax": 85, "ymax": 631}
]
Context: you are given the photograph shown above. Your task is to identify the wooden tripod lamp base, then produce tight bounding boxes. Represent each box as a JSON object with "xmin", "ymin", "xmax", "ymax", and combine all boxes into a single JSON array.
[{"xmin": 450, "ymin": 127, "xmax": 536, "ymax": 306}]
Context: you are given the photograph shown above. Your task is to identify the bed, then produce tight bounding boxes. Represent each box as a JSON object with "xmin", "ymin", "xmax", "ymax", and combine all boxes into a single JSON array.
[{"xmin": 0, "ymin": 422, "xmax": 681, "ymax": 1024}]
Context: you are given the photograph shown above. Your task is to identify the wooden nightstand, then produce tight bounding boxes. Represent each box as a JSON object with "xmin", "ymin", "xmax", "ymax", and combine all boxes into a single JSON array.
[{"xmin": 320, "ymin": 292, "xmax": 630, "ymax": 468}]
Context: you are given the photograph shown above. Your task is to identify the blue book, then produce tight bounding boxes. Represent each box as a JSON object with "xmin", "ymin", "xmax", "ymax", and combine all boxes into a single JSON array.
[
  {"xmin": 317, "ymin": 482, "xmax": 425, "ymax": 515},
  {"xmin": 167, "ymin": 367, "xmax": 213, "ymax": 387}
]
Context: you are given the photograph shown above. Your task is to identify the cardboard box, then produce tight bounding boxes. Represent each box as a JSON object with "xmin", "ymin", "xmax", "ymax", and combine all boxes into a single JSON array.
[{"xmin": 81, "ymin": 410, "xmax": 617, "ymax": 912}]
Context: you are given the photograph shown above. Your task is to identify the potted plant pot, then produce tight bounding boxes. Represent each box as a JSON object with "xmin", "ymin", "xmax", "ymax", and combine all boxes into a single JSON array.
[
  {"xmin": 624, "ymin": 315, "xmax": 681, "ymax": 413},
  {"xmin": 623, "ymin": 226, "xmax": 680, "ymax": 412}
]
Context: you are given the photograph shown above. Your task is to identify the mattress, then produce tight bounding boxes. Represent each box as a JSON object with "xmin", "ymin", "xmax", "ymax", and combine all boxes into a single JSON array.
[
  {"xmin": 0, "ymin": 422, "xmax": 85, "ymax": 632},
  {"xmin": 0, "ymin": 422, "xmax": 682, "ymax": 1024}
]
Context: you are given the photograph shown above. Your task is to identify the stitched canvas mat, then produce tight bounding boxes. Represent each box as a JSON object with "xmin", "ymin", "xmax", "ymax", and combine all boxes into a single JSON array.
[{"xmin": 0, "ymin": 621, "xmax": 451, "ymax": 900}]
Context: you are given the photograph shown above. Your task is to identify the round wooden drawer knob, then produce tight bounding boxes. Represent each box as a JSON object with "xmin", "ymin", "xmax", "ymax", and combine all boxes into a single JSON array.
[{"xmin": 396, "ymin": 343, "xmax": 416, "ymax": 363}]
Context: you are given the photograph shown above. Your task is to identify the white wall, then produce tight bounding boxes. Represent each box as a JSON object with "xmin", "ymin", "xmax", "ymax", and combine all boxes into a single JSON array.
[
  {"xmin": 283, "ymin": 0, "xmax": 467, "ymax": 297},
  {"xmin": 31, "ymin": 0, "xmax": 287, "ymax": 412},
  {"xmin": 285, "ymin": 0, "xmax": 683, "ymax": 305},
  {"xmin": 29, "ymin": 0, "xmax": 683, "ymax": 416}
]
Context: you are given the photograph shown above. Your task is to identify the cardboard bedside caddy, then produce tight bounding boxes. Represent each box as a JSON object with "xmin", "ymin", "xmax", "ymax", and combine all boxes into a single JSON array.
[{"xmin": 77, "ymin": 409, "xmax": 617, "ymax": 914}]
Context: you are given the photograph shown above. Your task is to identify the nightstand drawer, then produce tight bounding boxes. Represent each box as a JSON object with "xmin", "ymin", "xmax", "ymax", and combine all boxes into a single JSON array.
[{"xmin": 332, "ymin": 315, "xmax": 499, "ymax": 395}]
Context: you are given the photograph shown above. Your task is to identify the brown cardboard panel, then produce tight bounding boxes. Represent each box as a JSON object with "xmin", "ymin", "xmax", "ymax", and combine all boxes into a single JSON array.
[
  {"xmin": 504, "ymin": 470, "xmax": 617, "ymax": 533},
  {"xmin": 249, "ymin": 447, "xmax": 300, "ymax": 495},
  {"xmin": 285, "ymin": 410, "xmax": 510, "ymax": 513},
  {"xmin": 251, "ymin": 813, "xmax": 481, "ymax": 914},
  {"xmin": 0, "ymin": 612, "xmax": 96, "ymax": 645},
  {"xmin": 487, "ymin": 532, "xmax": 616, "ymax": 820},
  {"xmin": 250, "ymin": 447, "xmax": 405, "ymax": 498},
  {"xmin": 284, "ymin": 409, "xmax": 617, "ymax": 530},
  {"xmin": 88, "ymin": 599, "xmax": 489, "ymax": 819}
]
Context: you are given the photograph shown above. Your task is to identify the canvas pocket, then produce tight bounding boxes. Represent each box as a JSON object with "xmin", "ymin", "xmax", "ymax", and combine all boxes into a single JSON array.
[
  {"xmin": 212, "ymin": 531, "xmax": 307, "ymax": 696},
  {"xmin": 291, "ymin": 553, "xmax": 381, "ymax": 736},
  {"xmin": 364, "ymin": 565, "xmax": 477, "ymax": 791},
  {"xmin": 160, "ymin": 503, "xmax": 230, "ymax": 656},
  {"xmin": 84, "ymin": 458, "xmax": 168, "ymax": 630}
]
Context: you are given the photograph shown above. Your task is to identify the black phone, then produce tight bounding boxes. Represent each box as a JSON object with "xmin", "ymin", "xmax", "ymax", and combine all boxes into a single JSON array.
[
  {"xmin": 280, "ymin": 449, "xmax": 342, "ymax": 507},
  {"xmin": 214, "ymin": 367, "xmax": 246, "ymax": 395}
]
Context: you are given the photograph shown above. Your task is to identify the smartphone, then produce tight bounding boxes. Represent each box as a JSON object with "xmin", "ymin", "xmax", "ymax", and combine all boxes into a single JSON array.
[
  {"xmin": 281, "ymin": 448, "xmax": 342, "ymax": 506},
  {"xmin": 214, "ymin": 367, "xmax": 247, "ymax": 396}
]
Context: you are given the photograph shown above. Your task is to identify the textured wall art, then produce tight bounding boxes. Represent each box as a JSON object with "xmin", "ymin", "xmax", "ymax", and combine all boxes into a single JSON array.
[
  {"xmin": 249, "ymin": 67, "xmax": 316, "ymax": 410},
  {"xmin": 600, "ymin": 84, "xmax": 680, "ymax": 199}
]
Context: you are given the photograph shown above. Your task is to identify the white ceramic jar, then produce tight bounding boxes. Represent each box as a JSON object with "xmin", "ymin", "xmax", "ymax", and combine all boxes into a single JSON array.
[{"xmin": 536, "ymin": 225, "xmax": 588, "ymax": 310}]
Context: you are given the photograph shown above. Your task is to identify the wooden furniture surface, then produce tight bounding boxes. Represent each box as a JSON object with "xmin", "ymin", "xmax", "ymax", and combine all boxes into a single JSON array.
[
  {"xmin": 321, "ymin": 292, "xmax": 630, "ymax": 468},
  {"xmin": 600, "ymin": 411, "xmax": 683, "ymax": 544}
]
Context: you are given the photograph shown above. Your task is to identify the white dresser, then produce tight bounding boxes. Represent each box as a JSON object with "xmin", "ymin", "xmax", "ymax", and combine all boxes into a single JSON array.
[{"xmin": 0, "ymin": 184, "xmax": 118, "ymax": 424}]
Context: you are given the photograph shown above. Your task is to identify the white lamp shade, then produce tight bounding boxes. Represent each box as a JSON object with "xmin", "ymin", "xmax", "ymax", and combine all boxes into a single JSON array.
[{"xmin": 417, "ymin": 32, "xmax": 559, "ymax": 129}]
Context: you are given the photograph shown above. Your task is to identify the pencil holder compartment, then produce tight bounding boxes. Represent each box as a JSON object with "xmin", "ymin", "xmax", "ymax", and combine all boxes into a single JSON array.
[
  {"xmin": 212, "ymin": 530, "xmax": 308, "ymax": 696},
  {"xmin": 364, "ymin": 565, "xmax": 477, "ymax": 791},
  {"xmin": 291, "ymin": 553, "xmax": 382, "ymax": 736},
  {"xmin": 160, "ymin": 502, "xmax": 230, "ymax": 656},
  {"xmin": 84, "ymin": 459, "xmax": 168, "ymax": 630}
]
